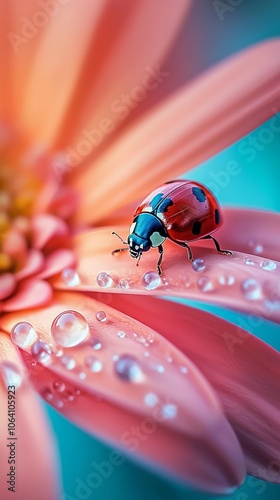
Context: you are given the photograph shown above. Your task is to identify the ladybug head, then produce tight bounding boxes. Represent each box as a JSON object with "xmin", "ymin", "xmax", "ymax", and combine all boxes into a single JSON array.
[{"xmin": 128, "ymin": 233, "xmax": 150, "ymax": 259}]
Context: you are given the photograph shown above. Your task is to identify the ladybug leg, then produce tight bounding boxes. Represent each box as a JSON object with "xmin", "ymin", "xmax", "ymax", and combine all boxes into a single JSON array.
[
  {"xmin": 112, "ymin": 247, "xmax": 129, "ymax": 256},
  {"xmin": 204, "ymin": 235, "xmax": 233, "ymax": 257},
  {"xmin": 173, "ymin": 241, "xmax": 194, "ymax": 262},
  {"xmin": 156, "ymin": 244, "xmax": 164, "ymax": 275}
]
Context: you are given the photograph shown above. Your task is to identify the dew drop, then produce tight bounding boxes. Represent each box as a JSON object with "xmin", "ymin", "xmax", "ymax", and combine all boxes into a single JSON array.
[
  {"xmin": 248, "ymin": 239, "xmax": 263, "ymax": 254},
  {"xmin": 85, "ymin": 355, "xmax": 103, "ymax": 373},
  {"xmin": 96, "ymin": 272, "xmax": 114, "ymax": 288},
  {"xmin": 41, "ymin": 387, "xmax": 54, "ymax": 402},
  {"xmin": 180, "ymin": 366, "xmax": 188, "ymax": 374},
  {"xmin": 181, "ymin": 274, "xmax": 191, "ymax": 287},
  {"xmin": 218, "ymin": 274, "xmax": 235, "ymax": 286},
  {"xmin": 260, "ymin": 260, "xmax": 277, "ymax": 271},
  {"xmin": 0, "ymin": 362, "xmax": 22, "ymax": 389},
  {"xmin": 96, "ymin": 311, "xmax": 107, "ymax": 322},
  {"xmin": 156, "ymin": 364, "xmax": 165, "ymax": 373},
  {"xmin": 117, "ymin": 331, "xmax": 126, "ymax": 339},
  {"xmin": 118, "ymin": 278, "xmax": 130, "ymax": 290},
  {"xmin": 197, "ymin": 276, "xmax": 214, "ymax": 292},
  {"xmin": 62, "ymin": 390, "xmax": 75, "ymax": 402},
  {"xmin": 144, "ymin": 393, "xmax": 159, "ymax": 407},
  {"xmin": 244, "ymin": 258, "xmax": 256, "ymax": 266},
  {"xmin": 192, "ymin": 258, "xmax": 205, "ymax": 272},
  {"xmin": 60, "ymin": 354, "xmax": 76, "ymax": 370},
  {"xmin": 114, "ymin": 355, "xmax": 143, "ymax": 382},
  {"xmin": 53, "ymin": 380, "xmax": 66, "ymax": 393},
  {"xmin": 10, "ymin": 322, "xmax": 37, "ymax": 348},
  {"xmin": 161, "ymin": 403, "xmax": 177, "ymax": 419},
  {"xmin": 61, "ymin": 268, "xmax": 81, "ymax": 287},
  {"xmin": 264, "ymin": 299, "xmax": 280, "ymax": 312},
  {"xmin": 79, "ymin": 371, "xmax": 86, "ymax": 380},
  {"xmin": 51, "ymin": 310, "xmax": 89, "ymax": 348},
  {"xmin": 241, "ymin": 278, "xmax": 263, "ymax": 300},
  {"xmin": 90, "ymin": 338, "xmax": 102, "ymax": 350},
  {"xmin": 56, "ymin": 400, "xmax": 64, "ymax": 409},
  {"xmin": 31, "ymin": 340, "xmax": 52, "ymax": 363},
  {"xmin": 142, "ymin": 271, "xmax": 161, "ymax": 290}
]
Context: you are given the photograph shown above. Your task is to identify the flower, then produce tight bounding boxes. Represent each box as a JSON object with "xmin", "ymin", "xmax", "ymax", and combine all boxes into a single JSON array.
[{"xmin": 1, "ymin": 1, "xmax": 280, "ymax": 498}]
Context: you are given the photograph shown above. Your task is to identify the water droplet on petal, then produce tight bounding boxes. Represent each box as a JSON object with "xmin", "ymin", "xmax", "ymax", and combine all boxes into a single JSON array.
[
  {"xmin": 264, "ymin": 299, "xmax": 280, "ymax": 312},
  {"xmin": 56, "ymin": 400, "xmax": 64, "ymax": 409},
  {"xmin": 118, "ymin": 278, "xmax": 130, "ymax": 289},
  {"xmin": 60, "ymin": 354, "xmax": 76, "ymax": 370},
  {"xmin": 85, "ymin": 355, "xmax": 103, "ymax": 372},
  {"xmin": 244, "ymin": 258, "xmax": 256, "ymax": 266},
  {"xmin": 90, "ymin": 338, "xmax": 102, "ymax": 350},
  {"xmin": 218, "ymin": 275, "xmax": 235, "ymax": 286},
  {"xmin": 161, "ymin": 403, "xmax": 177, "ymax": 419},
  {"xmin": 96, "ymin": 272, "xmax": 114, "ymax": 288},
  {"xmin": 53, "ymin": 380, "xmax": 66, "ymax": 393},
  {"xmin": 192, "ymin": 258, "xmax": 205, "ymax": 272},
  {"xmin": 51, "ymin": 310, "xmax": 89, "ymax": 348},
  {"xmin": 117, "ymin": 331, "xmax": 126, "ymax": 339},
  {"xmin": 144, "ymin": 393, "xmax": 159, "ymax": 407},
  {"xmin": 41, "ymin": 387, "xmax": 54, "ymax": 402},
  {"xmin": 197, "ymin": 276, "xmax": 214, "ymax": 292},
  {"xmin": 10, "ymin": 322, "xmax": 37, "ymax": 348},
  {"xmin": 260, "ymin": 260, "xmax": 277, "ymax": 271},
  {"xmin": 181, "ymin": 274, "xmax": 191, "ymax": 287},
  {"xmin": 248, "ymin": 239, "xmax": 263, "ymax": 254},
  {"xmin": 31, "ymin": 340, "xmax": 52, "ymax": 363},
  {"xmin": 96, "ymin": 311, "xmax": 107, "ymax": 322},
  {"xmin": 114, "ymin": 355, "xmax": 143, "ymax": 382},
  {"xmin": 0, "ymin": 362, "xmax": 22, "ymax": 389},
  {"xmin": 79, "ymin": 371, "xmax": 86, "ymax": 380},
  {"xmin": 62, "ymin": 389, "xmax": 75, "ymax": 402},
  {"xmin": 142, "ymin": 271, "xmax": 161, "ymax": 290},
  {"xmin": 180, "ymin": 366, "xmax": 188, "ymax": 374},
  {"xmin": 61, "ymin": 268, "xmax": 81, "ymax": 287},
  {"xmin": 242, "ymin": 278, "xmax": 263, "ymax": 300},
  {"xmin": 156, "ymin": 364, "xmax": 165, "ymax": 373}
]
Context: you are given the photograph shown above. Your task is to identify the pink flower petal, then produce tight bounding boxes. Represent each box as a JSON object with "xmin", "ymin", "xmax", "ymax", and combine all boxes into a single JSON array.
[
  {"xmin": 105, "ymin": 295, "xmax": 280, "ymax": 483},
  {"xmin": 31, "ymin": 214, "xmax": 69, "ymax": 250},
  {"xmin": 37, "ymin": 249, "xmax": 76, "ymax": 279},
  {"xmin": 0, "ymin": 332, "xmax": 61, "ymax": 500},
  {"xmin": 1, "ymin": 292, "xmax": 245, "ymax": 494},
  {"xmin": 72, "ymin": 39, "xmax": 280, "ymax": 224},
  {"xmin": 2, "ymin": 228, "xmax": 27, "ymax": 269},
  {"xmin": 0, "ymin": 273, "xmax": 16, "ymax": 300},
  {"xmin": 52, "ymin": 226, "xmax": 280, "ymax": 323},
  {"xmin": 3, "ymin": 279, "xmax": 52, "ymax": 312},
  {"xmin": 15, "ymin": 249, "xmax": 44, "ymax": 281}
]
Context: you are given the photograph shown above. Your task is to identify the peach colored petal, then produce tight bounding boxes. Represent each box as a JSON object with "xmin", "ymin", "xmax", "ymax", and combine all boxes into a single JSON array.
[
  {"xmin": 1, "ymin": 291, "xmax": 245, "ymax": 493},
  {"xmin": 72, "ymin": 39, "xmax": 280, "ymax": 225},
  {"xmin": 0, "ymin": 273, "xmax": 16, "ymax": 300},
  {"xmin": 2, "ymin": 228, "xmax": 27, "ymax": 269},
  {"xmin": 15, "ymin": 249, "xmax": 44, "ymax": 281},
  {"xmin": 105, "ymin": 295, "xmax": 280, "ymax": 482},
  {"xmin": 3, "ymin": 279, "xmax": 52, "ymax": 312},
  {"xmin": 52, "ymin": 226, "xmax": 280, "ymax": 323},
  {"xmin": 0, "ymin": 332, "xmax": 61, "ymax": 500},
  {"xmin": 31, "ymin": 214, "xmax": 69, "ymax": 250},
  {"xmin": 37, "ymin": 249, "xmax": 76, "ymax": 279}
]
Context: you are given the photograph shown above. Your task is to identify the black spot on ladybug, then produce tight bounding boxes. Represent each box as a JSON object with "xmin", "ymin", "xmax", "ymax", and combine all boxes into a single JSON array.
[
  {"xmin": 150, "ymin": 193, "xmax": 173, "ymax": 213},
  {"xmin": 192, "ymin": 187, "xmax": 206, "ymax": 203},
  {"xmin": 215, "ymin": 209, "xmax": 220, "ymax": 224},
  {"xmin": 192, "ymin": 220, "xmax": 202, "ymax": 235}
]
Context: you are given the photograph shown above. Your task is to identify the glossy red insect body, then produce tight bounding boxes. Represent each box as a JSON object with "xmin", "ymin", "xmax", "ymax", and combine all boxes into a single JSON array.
[{"xmin": 112, "ymin": 180, "xmax": 232, "ymax": 275}]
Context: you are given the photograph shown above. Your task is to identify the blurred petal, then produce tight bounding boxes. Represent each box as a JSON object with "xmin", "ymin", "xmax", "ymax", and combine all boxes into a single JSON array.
[
  {"xmin": 52, "ymin": 226, "xmax": 280, "ymax": 323},
  {"xmin": 0, "ymin": 273, "xmax": 16, "ymax": 300},
  {"xmin": 37, "ymin": 249, "xmax": 76, "ymax": 279},
  {"xmin": 15, "ymin": 249, "xmax": 44, "ymax": 281},
  {"xmin": 31, "ymin": 214, "xmax": 69, "ymax": 250},
  {"xmin": 104, "ymin": 295, "xmax": 280, "ymax": 483},
  {"xmin": 72, "ymin": 39, "xmax": 280, "ymax": 224},
  {"xmin": 0, "ymin": 332, "xmax": 61, "ymax": 500},
  {"xmin": 1, "ymin": 292, "xmax": 245, "ymax": 493},
  {"xmin": 3, "ymin": 278, "xmax": 52, "ymax": 312}
]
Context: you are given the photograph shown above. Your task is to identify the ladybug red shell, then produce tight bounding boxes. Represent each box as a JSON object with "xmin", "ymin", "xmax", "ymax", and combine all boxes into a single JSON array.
[{"xmin": 112, "ymin": 180, "xmax": 232, "ymax": 275}]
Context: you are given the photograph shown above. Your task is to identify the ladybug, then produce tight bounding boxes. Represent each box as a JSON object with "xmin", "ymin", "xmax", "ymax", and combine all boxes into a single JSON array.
[{"xmin": 112, "ymin": 180, "xmax": 232, "ymax": 275}]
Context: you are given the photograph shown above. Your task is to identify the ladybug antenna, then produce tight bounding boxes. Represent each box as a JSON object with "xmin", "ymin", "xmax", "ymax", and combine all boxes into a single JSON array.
[{"xmin": 112, "ymin": 231, "xmax": 127, "ymax": 245}]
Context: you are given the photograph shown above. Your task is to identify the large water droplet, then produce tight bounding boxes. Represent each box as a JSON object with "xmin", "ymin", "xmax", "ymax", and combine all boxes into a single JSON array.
[
  {"xmin": 260, "ymin": 260, "xmax": 277, "ymax": 271},
  {"xmin": 51, "ymin": 310, "xmax": 89, "ymax": 347},
  {"xmin": 85, "ymin": 355, "xmax": 103, "ymax": 373},
  {"xmin": 0, "ymin": 362, "xmax": 22, "ymax": 389},
  {"xmin": 144, "ymin": 393, "xmax": 159, "ymax": 407},
  {"xmin": 61, "ymin": 268, "xmax": 81, "ymax": 287},
  {"xmin": 96, "ymin": 272, "xmax": 114, "ymax": 288},
  {"xmin": 96, "ymin": 311, "xmax": 107, "ymax": 323},
  {"xmin": 197, "ymin": 276, "xmax": 214, "ymax": 292},
  {"xmin": 10, "ymin": 322, "xmax": 37, "ymax": 348},
  {"xmin": 114, "ymin": 355, "xmax": 143, "ymax": 382},
  {"xmin": 142, "ymin": 271, "xmax": 161, "ymax": 290},
  {"xmin": 161, "ymin": 403, "xmax": 177, "ymax": 419},
  {"xmin": 241, "ymin": 278, "xmax": 263, "ymax": 300},
  {"xmin": 31, "ymin": 340, "xmax": 52, "ymax": 363},
  {"xmin": 192, "ymin": 258, "xmax": 205, "ymax": 272},
  {"xmin": 60, "ymin": 354, "xmax": 76, "ymax": 370}
]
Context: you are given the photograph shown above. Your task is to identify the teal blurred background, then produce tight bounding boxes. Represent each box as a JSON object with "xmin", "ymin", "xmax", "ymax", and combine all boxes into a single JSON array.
[{"xmin": 44, "ymin": 2, "xmax": 280, "ymax": 499}]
